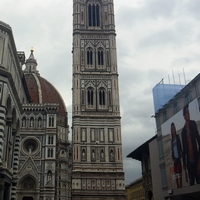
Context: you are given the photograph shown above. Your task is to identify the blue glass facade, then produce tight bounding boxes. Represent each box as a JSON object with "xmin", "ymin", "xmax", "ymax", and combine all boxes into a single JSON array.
[{"xmin": 152, "ymin": 83, "xmax": 184, "ymax": 112}]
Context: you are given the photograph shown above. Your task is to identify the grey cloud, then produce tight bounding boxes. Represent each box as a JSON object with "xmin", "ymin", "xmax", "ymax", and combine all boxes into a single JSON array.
[
  {"xmin": 144, "ymin": 0, "xmax": 176, "ymax": 19},
  {"xmin": 123, "ymin": 159, "xmax": 141, "ymax": 184},
  {"xmin": 116, "ymin": 0, "xmax": 176, "ymax": 29},
  {"xmin": 183, "ymin": 0, "xmax": 200, "ymax": 20},
  {"xmin": 172, "ymin": 54, "xmax": 200, "ymax": 67},
  {"xmin": 137, "ymin": 28, "xmax": 186, "ymax": 50},
  {"xmin": 146, "ymin": 68, "xmax": 169, "ymax": 84}
]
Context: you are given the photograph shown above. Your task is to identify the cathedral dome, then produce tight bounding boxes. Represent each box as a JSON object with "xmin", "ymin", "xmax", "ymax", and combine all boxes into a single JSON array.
[{"xmin": 24, "ymin": 49, "xmax": 67, "ymax": 116}]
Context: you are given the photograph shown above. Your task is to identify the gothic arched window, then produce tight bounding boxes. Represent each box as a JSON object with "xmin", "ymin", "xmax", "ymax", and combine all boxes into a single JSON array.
[
  {"xmin": 87, "ymin": 87, "xmax": 94, "ymax": 105},
  {"xmin": 48, "ymin": 148, "xmax": 53, "ymax": 157},
  {"xmin": 87, "ymin": 48, "xmax": 93, "ymax": 65},
  {"xmin": 48, "ymin": 116, "xmax": 54, "ymax": 127},
  {"xmin": 106, "ymin": 50, "xmax": 110, "ymax": 66},
  {"xmin": 81, "ymin": 11, "xmax": 84, "ymax": 22},
  {"xmin": 88, "ymin": 4, "xmax": 100, "ymax": 27},
  {"xmin": 108, "ymin": 90, "xmax": 112, "ymax": 106},
  {"xmin": 99, "ymin": 88, "xmax": 105, "ymax": 106},
  {"xmin": 98, "ymin": 48, "xmax": 104, "ymax": 65},
  {"xmin": 81, "ymin": 50, "xmax": 84, "ymax": 65},
  {"xmin": 48, "ymin": 136, "xmax": 54, "ymax": 144},
  {"xmin": 81, "ymin": 90, "xmax": 85, "ymax": 105}
]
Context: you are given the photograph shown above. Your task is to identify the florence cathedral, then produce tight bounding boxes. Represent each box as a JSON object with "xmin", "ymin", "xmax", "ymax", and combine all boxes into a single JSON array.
[{"xmin": 0, "ymin": 0, "xmax": 125, "ymax": 199}]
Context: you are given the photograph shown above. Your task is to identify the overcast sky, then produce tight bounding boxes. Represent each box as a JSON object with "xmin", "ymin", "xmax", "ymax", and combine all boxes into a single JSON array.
[{"xmin": 1, "ymin": 0, "xmax": 200, "ymax": 185}]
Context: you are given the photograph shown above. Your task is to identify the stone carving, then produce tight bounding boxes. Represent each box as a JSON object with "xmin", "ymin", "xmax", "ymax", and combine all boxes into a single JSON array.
[
  {"xmin": 26, "ymin": 165, "xmax": 32, "ymax": 172},
  {"xmin": 109, "ymin": 149, "xmax": 115, "ymax": 162},
  {"xmin": 91, "ymin": 149, "xmax": 95, "ymax": 161},
  {"xmin": 30, "ymin": 118, "xmax": 34, "ymax": 127},
  {"xmin": 23, "ymin": 178, "xmax": 34, "ymax": 188},
  {"xmin": 60, "ymin": 150, "xmax": 65, "ymax": 157},
  {"xmin": 100, "ymin": 149, "xmax": 105, "ymax": 162},
  {"xmin": 22, "ymin": 118, "xmax": 26, "ymax": 127},
  {"xmin": 82, "ymin": 149, "xmax": 86, "ymax": 160},
  {"xmin": 46, "ymin": 162, "xmax": 53, "ymax": 171},
  {"xmin": 38, "ymin": 118, "xmax": 42, "ymax": 127},
  {"xmin": 47, "ymin": 170, "xmax": 52, "ymax": 185}
]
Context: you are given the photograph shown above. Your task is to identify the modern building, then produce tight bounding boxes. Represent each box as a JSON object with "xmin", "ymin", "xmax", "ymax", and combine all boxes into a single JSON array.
[
  {"xmin": 127, "ymin": 136, "xmax": 156, "ymax": 200},
  {"xmin": 0, "ymin": 21, "xmax": 71, "ymax": 200},
  {"xmin": 151, "ymin": 74, "xmax": 200, "ymax": 200},
  {"xmin": 125, "ymin": 178, "xmax": 145, "ymax": 200},
  {"xmin": 71, "ymin": 0, "xmax": 125, "ymax": 199},
  {"xmin": 152, "ymin": 81, "xmax": 184, "ymax": 113}
]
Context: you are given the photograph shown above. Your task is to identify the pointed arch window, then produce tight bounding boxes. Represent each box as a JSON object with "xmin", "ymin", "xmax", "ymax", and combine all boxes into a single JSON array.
[
  {"xmin": 87, "ymin": 87, "xmax": 94, "ymax": 105},
  {"xmin": 48, "ymin": 148, "xmax": 53, "ymax": 157},
  {"xmin": 99, "ymin": 88, "xmax": 105, "ymax": 105},
  {"xmin": 48, "ymin": 115, "xmax": 55, "ymax": 127},
  {"xmin": 81, "ymin": 90, "xmax": 85, "ymax": 105},
  {"xmin": 108, "ymin": 90, "xmax": 112, "ymax": 106},
  {"xmin": 98, "ymin": 48, "xmax": 104, "ymax": 65},
  {"xmin": 81, "ymin": 50, "xmax": 84, "ymax": 65},
  {"xmin": 81, "ymin": 11, "xmax": 84, "ymax": 22},
  {"xmin": 87, "ymin": 48, "xmax": 93, "ymax": 65},
  {"xmin": 106, "ymin": 50, "xmax": 110, "ymax": 66},
  {"xmin": 88, "ymin": 4, "xmax": 100, "ymax": 27},
  {"xmin": 48, "ymin": 136, "xmax": 54, "ymax": 144}
]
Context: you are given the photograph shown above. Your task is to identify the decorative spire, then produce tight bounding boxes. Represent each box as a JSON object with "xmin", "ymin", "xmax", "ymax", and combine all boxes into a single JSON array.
[
  {"xmin": 27, "ymin": 47, "xmax": 37, "ymax": 63},
  {"xmin": 24, "ymin": 48, "xmax": 39, "ymax": 75}
]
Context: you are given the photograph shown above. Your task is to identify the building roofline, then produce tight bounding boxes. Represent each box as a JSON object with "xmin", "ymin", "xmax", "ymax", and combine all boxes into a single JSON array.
[
  {"xmin": 155, "ymin": 73, "xmax": 200, "ymax": 115},
  {"xmin": 0, "ymin": 21, "xmax": 23, "ymax": 77},
  {"xmin": 126, "ymin": 135, "xmax": 157, "ymax": 161}
]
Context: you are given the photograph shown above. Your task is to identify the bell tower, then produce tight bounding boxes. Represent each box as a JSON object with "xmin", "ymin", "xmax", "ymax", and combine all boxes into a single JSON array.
[{"xmin": 72, "ymin": 0, "xmax": 125, "ymax": 199}]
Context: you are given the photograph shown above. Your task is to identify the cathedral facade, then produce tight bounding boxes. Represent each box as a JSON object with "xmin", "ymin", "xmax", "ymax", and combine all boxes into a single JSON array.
[
  {"xmin": 16, "ymin": 51, "xmax": 71, "ymax": 200},
  {"xmin": 0, "ymin": 21, "xmax": 71, "ymax": 200},
  {"xmin": 71, "ymin": 0, "xmax": 125, "ymax": 199},
  {"xmin": 0, "ymin": 21, "xmax": 28, "ymax": 200}
]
